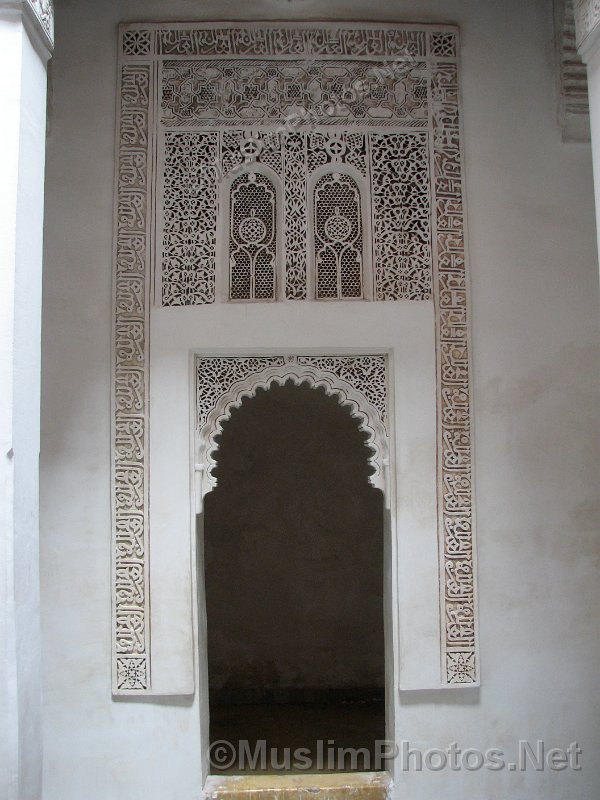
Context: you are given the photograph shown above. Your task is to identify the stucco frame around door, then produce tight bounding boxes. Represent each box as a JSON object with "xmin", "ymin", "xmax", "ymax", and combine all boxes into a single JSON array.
[{"xmin": 111, "ymin": 21, "xmax": 478, "ymax": 696}]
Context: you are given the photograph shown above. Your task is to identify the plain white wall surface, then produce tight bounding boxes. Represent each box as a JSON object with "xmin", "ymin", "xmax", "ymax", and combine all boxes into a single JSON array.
[
  {"xmin": 41, "ymin": 1, "xmax": 600, "ymax": 799},
  {"xmin": 148, "ymin": 304, "xmax": 440, "ymax": 698},
  {"xmin": 1, "ymin": 9, "xmax": 49, "ymax": 800},
  {"xmin": 583, "ymin": 42, "xmax": 600, "ymax": 267}
]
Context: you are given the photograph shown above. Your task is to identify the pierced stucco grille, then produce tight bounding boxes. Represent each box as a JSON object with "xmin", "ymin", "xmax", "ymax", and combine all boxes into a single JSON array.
[
  {"xmin": 229, "ymin": 172, "xmax": 277, "ymax": 301},
  {"xmin": 314, "ymin": 173, "xmax": 363, "ymax": 300}
]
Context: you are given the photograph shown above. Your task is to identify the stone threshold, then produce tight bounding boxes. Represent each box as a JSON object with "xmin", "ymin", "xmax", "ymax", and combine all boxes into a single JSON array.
[{"xmin": 204, "ymin": 772, "xmax": 392, "ymax": 800}]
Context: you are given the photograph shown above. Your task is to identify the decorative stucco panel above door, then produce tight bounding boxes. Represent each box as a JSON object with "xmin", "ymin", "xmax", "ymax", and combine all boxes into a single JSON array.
[{"xmin": 112, "ymin": 21, "xmax": 478, "ymax": 694}]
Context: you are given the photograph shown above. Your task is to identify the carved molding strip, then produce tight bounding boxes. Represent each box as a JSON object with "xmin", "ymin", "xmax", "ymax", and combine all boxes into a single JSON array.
[
  {"xmin": 558, "ymin": 0, "xmax": 590, "ymax": 142},
  {"xmin": 0, "ymin": 0, "xmax": 54, "ymax": 48},
  {"xmin": 26, "ymin": 0, "xmax": 53, "ymax": 45},
  {"xmin": 574, "ymin": 0, "xmax": 600, "ymax": 49},
  {"xmin": 195, "ymin": 355, "xmax": 389, "ymax": 498},
  {"xmin": 120, "ymin": 25, "xmax": 460, "ymax": 60},
  {"xmin": 432, "ymin": 62, "xmax": 476, "ymax": 684},
  {"xmin": 284, "ymin": 133, "xmax": 308, "ymax": 299},
  {"xmin": 157, "ymin": 27, "xmax": 427, "ymax": 58},
  {"xmin": 112, "ymin": 63, "xmax": 152, "ymax": 693},
  {"xmin": 114, "ymin": 22, "xmax": 477, "ymax": 691}
]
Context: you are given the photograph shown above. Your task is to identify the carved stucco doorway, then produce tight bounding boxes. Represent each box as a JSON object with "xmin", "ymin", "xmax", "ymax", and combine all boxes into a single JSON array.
[
  {"xmin": 112, "ymin": 23, "xmax": 478, "ymax": 701},
  {"xmin": 194, "ymin": 355, "xmax": 394, "ymax": 776}
]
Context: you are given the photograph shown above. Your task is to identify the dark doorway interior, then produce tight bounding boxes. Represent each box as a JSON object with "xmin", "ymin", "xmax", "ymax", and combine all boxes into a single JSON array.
[{"xmin": 204, "ymin": 381, "xmax": 385, "ymax": 773}]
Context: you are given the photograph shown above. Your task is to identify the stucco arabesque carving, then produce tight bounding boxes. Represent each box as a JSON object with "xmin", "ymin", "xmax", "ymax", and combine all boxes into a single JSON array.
[
  {"xmin": 113, "ymin": 23, "xmax": 477, "ymax": 691},
  {"xmin": 196, "ymin": 52, "xmax": 422, "ymax": 189},
  {"xmin": 195, "ymin": 357, "xmax": 389, "ymax": 506},
  {"xmin": 160, "ymin": 58, "xmax": 432, "ymax": 303}
]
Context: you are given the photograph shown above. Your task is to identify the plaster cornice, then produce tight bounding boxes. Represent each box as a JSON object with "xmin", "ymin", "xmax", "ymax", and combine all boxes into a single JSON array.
[
  {"xmin": 574, "ymin": 0, "xmax": 600, "ymax": 61},
  {"xmin": 0, "ymin": 0, "xmax": 53, "ymax": 51},
  {"xmin": 26, "ymin": 0, "xmax": 53, "ymax": 46}
]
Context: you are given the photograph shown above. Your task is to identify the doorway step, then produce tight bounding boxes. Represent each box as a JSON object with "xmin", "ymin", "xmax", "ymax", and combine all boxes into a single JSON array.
[{"xmin": 204, "ymin": 772, "xmax": 392, "ymax": 800}]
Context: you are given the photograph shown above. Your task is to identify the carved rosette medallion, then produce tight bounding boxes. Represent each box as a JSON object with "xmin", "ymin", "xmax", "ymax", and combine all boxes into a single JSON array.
[{"xmin": 113, "ymin": 23, "xmax": 477, "ymax": 692}]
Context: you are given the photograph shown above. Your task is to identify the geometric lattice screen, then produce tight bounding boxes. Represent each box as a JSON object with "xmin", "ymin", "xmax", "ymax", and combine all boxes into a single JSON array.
[{"xmin": 161, "ymin": 127, "xmax": 432, "ymax": 303}]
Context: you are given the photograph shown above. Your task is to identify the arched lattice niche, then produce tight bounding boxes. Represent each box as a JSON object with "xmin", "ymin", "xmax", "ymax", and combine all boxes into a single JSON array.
[{"xmin": 194, "ymin": 355, "xmax": 389, "ymax": 510}]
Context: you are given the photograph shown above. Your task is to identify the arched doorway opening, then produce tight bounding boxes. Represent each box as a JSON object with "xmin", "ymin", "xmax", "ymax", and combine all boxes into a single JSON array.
[{"xmin": 203, "ymin": 380, "xmax": 385, "ymax": 773}]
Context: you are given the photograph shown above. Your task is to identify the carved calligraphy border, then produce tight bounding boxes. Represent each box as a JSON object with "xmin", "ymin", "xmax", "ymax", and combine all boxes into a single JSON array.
[
  {"xmin": 112, "ymin": 22, "xmax": 478, "ymax": 693},
  {"xmin": 112, "ymin": 62, "xmax": 153, "ymax": 692}
]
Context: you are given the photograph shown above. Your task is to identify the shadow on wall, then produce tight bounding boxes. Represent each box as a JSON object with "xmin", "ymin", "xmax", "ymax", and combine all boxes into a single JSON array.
[{"xmin": 204, "ymin": 380, "xmax": 385, "ymax": 702}]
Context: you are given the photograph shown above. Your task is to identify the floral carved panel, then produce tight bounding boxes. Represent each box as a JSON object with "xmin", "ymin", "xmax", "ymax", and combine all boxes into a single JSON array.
[
  {"xmin": 113, "ymin": 22, "xmax": 477, "ymax": 693},
  {"xmin": 161, "ymin": 132, "xmax": 218, "ymax": 305}
]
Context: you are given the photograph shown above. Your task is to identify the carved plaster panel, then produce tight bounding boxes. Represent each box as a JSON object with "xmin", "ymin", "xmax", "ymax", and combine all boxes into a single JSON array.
[
  {"xmin": 161, "ymin": 132, "xmax": 218, "ymax": 305},
  {"xmin": 113, "ymin": 63, "xmax": 152, "ymax": 691},
  {"xmin": 370, "ymin": 132, "xmax": 431, "ymax": 300},
  {"xmin": 195, "ymin": 355, "xmax": 389, "ymax": 501},
  {"xmin": 159, "ymin": 129, "xmax": 432, "ymax": 303},
  {"xmin": 161, "ymin": 60, "xmax": 428, "ymax": 127},
  {"xmin": 113, "ymin": 22, "xmax": 477, "ymax": 693}
]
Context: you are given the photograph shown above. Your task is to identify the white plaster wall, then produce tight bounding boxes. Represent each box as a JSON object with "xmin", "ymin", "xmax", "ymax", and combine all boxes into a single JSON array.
[
  {"xmin": 584, "ymin": 43, "xmax": 600, "ymax": 266},
  {"xmin": 149, "ymin": 306, "xmax": 438, "ymax": 698},
  {"xmin": 41, "ymin": 1, "xmax": 600, "ymax": 799},
  {"xmin": 0, "ymin": 9, "xmax": 49, "ymax": 799}
]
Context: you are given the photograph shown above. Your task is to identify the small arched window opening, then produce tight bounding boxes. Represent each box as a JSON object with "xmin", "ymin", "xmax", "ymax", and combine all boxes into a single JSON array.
[
  {"xmin": 313, "ymin": 172, "xmax": 364, "ymax": 300},
  {"xmin": 229, "ymin": 171, "xmax": 277, "ymax": 301}
]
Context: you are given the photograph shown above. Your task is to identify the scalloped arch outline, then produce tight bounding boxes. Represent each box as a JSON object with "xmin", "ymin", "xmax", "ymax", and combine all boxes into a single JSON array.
[{"xmin": 196, "ymin": 361, "xmax": 389, "ymax": 505}]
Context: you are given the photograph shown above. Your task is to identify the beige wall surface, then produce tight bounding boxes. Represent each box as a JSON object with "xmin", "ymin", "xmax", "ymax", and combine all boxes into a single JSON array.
[
  {"xmin": 41, "ymin": 1, "xmax": 600, "ymax": 798},
  {"xmin": 1, "ymin": 10, "xmax": 49, "ymax": 800}
]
